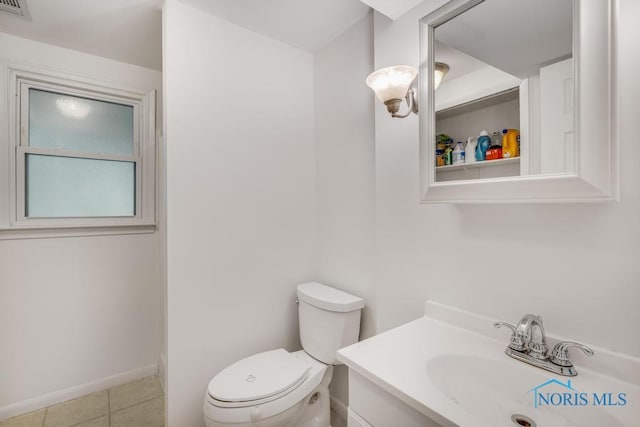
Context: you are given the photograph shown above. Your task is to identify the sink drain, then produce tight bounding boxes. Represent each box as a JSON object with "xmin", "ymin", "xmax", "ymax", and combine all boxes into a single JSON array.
[{"xmin": 511, "ymin": 414, "xmax": 536, "ymax": 427}]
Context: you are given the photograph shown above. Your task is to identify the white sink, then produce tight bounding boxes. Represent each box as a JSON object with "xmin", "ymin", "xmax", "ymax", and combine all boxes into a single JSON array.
[
  {"xmin": 337, "ymin": 302, "xmax": 640, "ymax": 427},
  {"xmin": 427, "ymin": 354, "xmax": 627, "ymax": 426}
]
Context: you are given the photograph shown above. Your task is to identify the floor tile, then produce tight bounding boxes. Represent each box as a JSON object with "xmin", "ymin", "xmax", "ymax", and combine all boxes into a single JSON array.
[
  {"xmin": 0, "ymin": 409, "xmax": 46, "ymax": 427},
  {"xmin": 110, "ymin": 397, "xmax": 164, "ymax": 427},
  {"xmin": 72, "ymin": 415, "xmax": 108, "ymax": 427},
  {"xmin": 109, "ymin": 377, "xmax": 163, "ymax": 412},
  {"xmin": 43, "ymin": 391, "xmax": 108, "ymax": 427}
]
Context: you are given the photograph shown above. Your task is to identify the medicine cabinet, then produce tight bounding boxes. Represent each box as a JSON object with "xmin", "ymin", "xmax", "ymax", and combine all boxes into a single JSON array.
[{"xmin": 419, "ymin": 0, "xmax": 618, "ymax": 203}]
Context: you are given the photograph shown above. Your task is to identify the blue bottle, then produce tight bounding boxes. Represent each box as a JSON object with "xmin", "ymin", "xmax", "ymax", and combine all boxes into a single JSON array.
[{"xmin": 476, "ymin": 130, "xmax": 490, "ymax": 161}]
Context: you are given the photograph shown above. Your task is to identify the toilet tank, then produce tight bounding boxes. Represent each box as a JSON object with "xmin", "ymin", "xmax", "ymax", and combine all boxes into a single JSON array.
[{"xmin": 297, "ymin": 282, "xmax": 365, "ymax": 364}]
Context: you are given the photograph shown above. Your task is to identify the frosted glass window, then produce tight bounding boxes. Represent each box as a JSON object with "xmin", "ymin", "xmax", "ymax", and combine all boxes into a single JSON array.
[
  {"xmin": 29, "ymin": 89, "xmax": 134, "ymax": 156},
  {"xmin": 25, "ymin": 154, "xmax": 135, "ymax": 218}
]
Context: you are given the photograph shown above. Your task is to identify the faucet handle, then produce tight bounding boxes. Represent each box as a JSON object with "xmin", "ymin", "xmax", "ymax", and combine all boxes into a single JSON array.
[
  {"xmin": 550, "ymin": 341, "xmax": 594, "ymax": 367},
  {"xmin": 494, "ymin": 321, "xmax": 526, "ymax": 352}
]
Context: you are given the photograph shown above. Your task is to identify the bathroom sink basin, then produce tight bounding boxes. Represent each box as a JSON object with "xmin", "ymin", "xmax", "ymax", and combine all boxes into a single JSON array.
[
  {"xmin": 339, "ymin": 307, "xmax": 640, "ymax": 427},
  {"xmin": 426, "ymin": 354, "xmax": 623, "ymax": 427}
]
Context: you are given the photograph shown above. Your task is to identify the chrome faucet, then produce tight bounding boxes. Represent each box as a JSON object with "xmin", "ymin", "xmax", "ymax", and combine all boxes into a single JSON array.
[{"xmin": 495, "ymin": 314, "xmax": 594, "ymax": 376}]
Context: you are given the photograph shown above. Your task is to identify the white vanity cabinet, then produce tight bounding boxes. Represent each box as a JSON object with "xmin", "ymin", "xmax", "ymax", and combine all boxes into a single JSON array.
[
  {"xmin": 337, "ymin": 303, "xmax": 640, "ymax": 427},
  {"xmin": 346, "ymin": 371, "xmax": 441, "ymax": 427}
]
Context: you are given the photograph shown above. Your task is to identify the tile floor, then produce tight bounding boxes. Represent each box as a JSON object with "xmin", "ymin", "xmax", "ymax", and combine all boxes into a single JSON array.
[
  {"xmin": 2, "ymin": 376, "xmax": 346, "ymax": 427},
  {"xmin": 0, "ymin": 376, "xmax": 164, "ymax": 427}
]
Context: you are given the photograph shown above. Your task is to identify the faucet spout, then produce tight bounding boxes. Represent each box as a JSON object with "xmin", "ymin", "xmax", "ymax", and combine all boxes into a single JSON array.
[
  {"xmin": 495, "ymin": 313, "xmax": 594, "ymax": 376},
  {"xmin": 516, "ymin": 314, "xmax": 548, "ymax": 359}
]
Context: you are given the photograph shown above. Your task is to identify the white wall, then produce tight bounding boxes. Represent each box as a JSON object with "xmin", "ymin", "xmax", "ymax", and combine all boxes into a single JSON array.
[
  {"xmin": 163, "ymin": 1, "xmax": 316, "ymax": 425},
  {"xmin": 163, "ymin": 1, "xmax": 640, "ymax": 425},
  {"xmin": 372, "ymin": 0, "xmax": 640, "ymax": 358},
  {"xmin": 0, "ymin": 33, "xmax": 162, "ymax": 418},
  {"xmin": 313, "ymin": 13, "xmax": 376, "ymax": 410}
]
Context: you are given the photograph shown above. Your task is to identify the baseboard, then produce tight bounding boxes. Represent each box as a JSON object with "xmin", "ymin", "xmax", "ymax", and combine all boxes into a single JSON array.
[
  {"xmin": 0, "ymin": 363, "xmax": 158, "ymax": 421},
  {"xmin": 330, "ymin": 394, "xmax": 348, "ymax": 422},
  {"xmin": 158, "ymin": 354, "xmax": 166, "ymax": 392}
]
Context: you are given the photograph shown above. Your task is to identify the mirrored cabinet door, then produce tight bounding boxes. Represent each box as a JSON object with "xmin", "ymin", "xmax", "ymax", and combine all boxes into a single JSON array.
[
  {"xmin": 431, "ymin": 0, "xmax": 572, "ymax": 183},
  {"xmin": 419, "ymin": 0, "xmax": 617, "ymax": 203}
]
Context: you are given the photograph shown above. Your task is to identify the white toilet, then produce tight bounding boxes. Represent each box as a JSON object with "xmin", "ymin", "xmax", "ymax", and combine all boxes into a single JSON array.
[{"xmin": 203, "ymin": 282, "xmax": 364, "ymax": 427}]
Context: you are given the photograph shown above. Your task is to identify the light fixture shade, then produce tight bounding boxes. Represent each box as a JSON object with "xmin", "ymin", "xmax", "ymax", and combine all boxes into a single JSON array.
[
  {"xmin": 434, "ymin": 62, "xmax": 450, "ymax": 90},
  {"xmin": 366, "ymin": 65, "xmax": 418, "ymax": 103}
]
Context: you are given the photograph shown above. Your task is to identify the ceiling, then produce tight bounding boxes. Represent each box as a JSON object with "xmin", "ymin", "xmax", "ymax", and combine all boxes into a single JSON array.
[
  {"xmin": 0, "ymin": 0, "xmax": 163, "ymax": 70},
  {"xmin": 180, "ymin": 0, "xmax": 370, "ymax": 53},
  {"xmin": 434, "ymin": 41, "xmax": 487, "ymax": 82},
  {"xmin": 435, "ymin": 0, "xmax": 572, "ymax": 79},
  {"xmin": 0, "ymin": 0, "xmax": 373, "ymax": 72},
  {"xmin": 358, "ymin": 0, "xmax": 423, "ymax": 20}
]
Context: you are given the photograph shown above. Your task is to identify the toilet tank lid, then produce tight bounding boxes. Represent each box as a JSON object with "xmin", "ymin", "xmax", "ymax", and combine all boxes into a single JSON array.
[{"xmin": 297, "ymin": 282, "xmax": 365, "ymax": 313}]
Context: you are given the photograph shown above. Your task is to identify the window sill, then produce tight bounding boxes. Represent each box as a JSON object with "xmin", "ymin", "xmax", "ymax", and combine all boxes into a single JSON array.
[{"xmin": 0, "ymin": 223, "xmax": 157, "ymax": 240}]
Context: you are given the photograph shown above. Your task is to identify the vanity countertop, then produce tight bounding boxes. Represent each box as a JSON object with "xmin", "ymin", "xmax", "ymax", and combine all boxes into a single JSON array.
[{"xmin": 336, "ymin": 302, "xmax": 640, "ymax": 427}]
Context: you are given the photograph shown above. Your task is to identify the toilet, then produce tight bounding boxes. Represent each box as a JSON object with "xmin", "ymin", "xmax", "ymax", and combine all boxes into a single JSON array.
[{"xmin": 203, "ymin": 282, "xmax": 364, "ymax": 427}]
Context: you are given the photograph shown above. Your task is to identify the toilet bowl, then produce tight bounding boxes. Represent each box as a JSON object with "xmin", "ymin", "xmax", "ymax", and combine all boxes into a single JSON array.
[
  {"xmin": 204, "ymin": 350, "xmax": 332, "ymax": 427},
  {"xmin": 203, "ymin": 282, "xmax": 364, "ymax": 427}
]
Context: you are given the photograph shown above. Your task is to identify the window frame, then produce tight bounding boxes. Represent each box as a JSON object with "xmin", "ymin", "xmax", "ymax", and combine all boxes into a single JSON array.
[{"xmin": 7, "ymin": 66, "xmax": 156, "ymax": 232}]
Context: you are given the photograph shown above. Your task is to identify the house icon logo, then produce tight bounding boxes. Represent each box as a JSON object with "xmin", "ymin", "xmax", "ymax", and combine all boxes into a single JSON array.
[
  {"xmin": 528, "ymin": 378, "xmax": 627, "ymax": 408},
  {"xmin": 528, "ymin": 379, "xmax": 576, "ymax": 408}
]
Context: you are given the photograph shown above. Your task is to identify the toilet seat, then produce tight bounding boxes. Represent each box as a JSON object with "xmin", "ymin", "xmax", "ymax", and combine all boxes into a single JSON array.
[
  {"xmin": 208, "ymin": 349, "xmax": 310, "ymax": 408},
  {"xmin": 204, "ymin": 350, "xmax": 329, "ymax": 424}
]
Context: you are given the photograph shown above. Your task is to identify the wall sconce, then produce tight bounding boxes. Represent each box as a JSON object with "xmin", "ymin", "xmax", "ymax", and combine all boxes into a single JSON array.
[
  {"xmin": 366, "ymin": 63, "xmax": 451, "ymax": 119},
  {"xmin": 434, "ymin": 62, "xmax": 449, "ymax": 90},
  {"xmin": 366, "ymin": 65, "xmax": 418, "ymax": 118}
]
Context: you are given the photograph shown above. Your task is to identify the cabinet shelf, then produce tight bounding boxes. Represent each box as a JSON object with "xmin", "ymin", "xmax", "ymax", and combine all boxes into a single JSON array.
[{"xmin": 436, "ymin": 157, "xmax": 519, "ymax": 172}]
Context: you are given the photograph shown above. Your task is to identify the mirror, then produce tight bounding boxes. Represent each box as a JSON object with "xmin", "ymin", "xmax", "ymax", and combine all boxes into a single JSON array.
[
  {"xmin": 419, "ymin": 0, "xmax": 618, "ymax": 202},
  {"xmin": 434, "ymin": 0, "xmax": 572, "ymax": 183}
]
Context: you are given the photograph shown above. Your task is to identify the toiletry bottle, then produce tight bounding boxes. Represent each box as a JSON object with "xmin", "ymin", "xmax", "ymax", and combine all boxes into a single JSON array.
[
  {"xmin": 465, "ymin": 137, "xmax": 477, "ymax": 163},
  {"xmin": 436, "ymin": 133, "xmax": 453, "ymax": 150},
  {"xmin": 491, "ymin": 131, "xmax": 502, "ymax": 147},
  {"xmin": 502, "ymin": 128, "xmax": 520, "ymax": 158},
  {"xmin": 486, "ymin": 132, "xmax": 503, "ymax": 160},
  {"xmin": 452, "ymin": 141, "xmax": 465, "ymax": 165},
  {"xmin": 476, "ymin": 130, "xmax": 490, "ymax": 161},
  {"xmin": 444, "ymin": 147, "xmax": 453, "ymax": 165}
]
